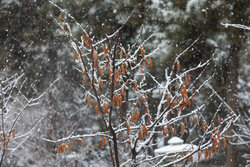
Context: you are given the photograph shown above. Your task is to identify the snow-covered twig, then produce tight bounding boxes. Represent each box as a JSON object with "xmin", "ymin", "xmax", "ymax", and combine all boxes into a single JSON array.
[{"xmin": 221, "ymin": 23, "xmax": 250, "ymax": 31}]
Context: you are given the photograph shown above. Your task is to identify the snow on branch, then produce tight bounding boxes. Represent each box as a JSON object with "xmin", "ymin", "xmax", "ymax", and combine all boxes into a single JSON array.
[
  {"xmin": 221, "ymin": 23, "xmax": 250, "ymax": 31},
  {"xmin": 0, "ymin": 73, "xmax": 58, "ymax": 165},
  {"xmin": 43, "ymin": 131, "xmax": 111, "ymax": 144}
]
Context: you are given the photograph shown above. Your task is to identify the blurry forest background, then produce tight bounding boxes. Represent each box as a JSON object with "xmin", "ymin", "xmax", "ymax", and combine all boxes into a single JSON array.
[{"xmin": 0, "ymin": 0, "xmax": 249, "ymax": 166}]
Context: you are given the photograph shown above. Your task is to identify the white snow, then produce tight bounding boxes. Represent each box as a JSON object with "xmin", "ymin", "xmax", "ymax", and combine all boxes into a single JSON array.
[
  {"xmin": 168, "ymin": 136, "xmax": 184, "ymax": 145},
  {"xmin": 154, "ymin": 143, "xmax": 197, "ymax": 154},
  {"xmin": 155, "ymin": 137, "xmax": 197, "ymax": 155}
]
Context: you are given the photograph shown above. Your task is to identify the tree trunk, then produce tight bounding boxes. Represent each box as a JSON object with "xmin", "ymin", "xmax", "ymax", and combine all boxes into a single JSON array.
[{"xmin": 224, "ymin": 44, "xmax": 240, "ymax": 167}]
